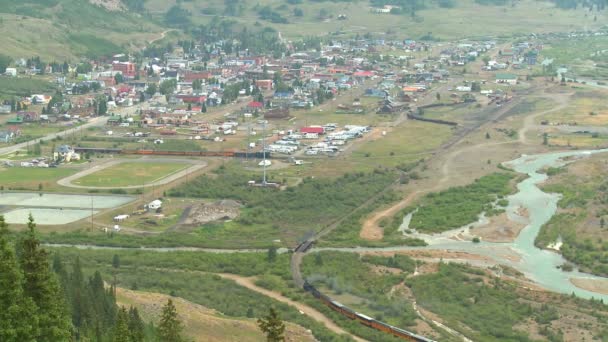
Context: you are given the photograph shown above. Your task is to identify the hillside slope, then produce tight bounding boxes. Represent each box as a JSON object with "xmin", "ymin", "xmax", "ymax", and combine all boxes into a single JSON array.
[
  {"xmin": 116, "ymin": 287, "xmax": 317, "ymax": 342},
  {"xmin": 146, "ymin": 0, "xmax": 607, "ymax": 40},
  {"xmin": 0, "ymin": 0, "xmax": 163, "ymax": 60}
]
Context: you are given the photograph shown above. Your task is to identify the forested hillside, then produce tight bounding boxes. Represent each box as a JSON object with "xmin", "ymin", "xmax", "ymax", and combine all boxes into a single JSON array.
[{"xmin": 0, "ymin": 215, "xmax": 184, "ymax": 342}]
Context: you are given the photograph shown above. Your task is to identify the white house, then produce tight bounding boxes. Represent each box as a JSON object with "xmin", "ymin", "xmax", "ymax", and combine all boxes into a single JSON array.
[
  {"xmin": 54, "ymin": 145, "xmax": 80, "ymax": 162},
  {"xmin": 495, "ymin": 73, "xmax": 518, "ymax": 85},
  {"xmin": 113, "ymin": 214, "xmax": 130, "ymax": 222},
  {"xmin": 147, "ymin": 200, "xmax": 162, "ymax": 210}
]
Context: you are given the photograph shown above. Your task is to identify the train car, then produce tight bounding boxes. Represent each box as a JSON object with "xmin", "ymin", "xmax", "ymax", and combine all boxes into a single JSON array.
[
  {"xmin": 331, "ymin": 300, "xmax": 357, "ymax": 320},
  {"xmin": 302, "ymin": 281, "xmax": 436, "ymax": 342},
  {"xmin": 81, "ymin": 147, "xmax": 270, "ymax": 159},
  {"xmin": 355, "ymin": 312, "xmax": 375, "ymax": 328},
  {"xmin": 74, "ymin": 147, "xmax": 122, "ymax": 154},
  {"xmin": 295, "ymin": 240, "xmax": 314, "ymax": 253}
]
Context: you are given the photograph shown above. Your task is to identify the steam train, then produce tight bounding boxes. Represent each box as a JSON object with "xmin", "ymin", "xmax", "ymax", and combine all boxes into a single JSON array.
[{"xmin": 302, "ymin": 281, "xmax": 436, "ymax": 342}]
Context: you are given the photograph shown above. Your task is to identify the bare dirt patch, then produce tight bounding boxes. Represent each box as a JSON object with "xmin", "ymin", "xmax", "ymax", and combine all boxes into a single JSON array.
[
  {"xmin": 89, "ymin": 0, "xmax": 125, "ymax": 11},
  {"xmin": 570, "ymin": 278, "xmax": 608, "ymax": 295},
  {"xmin": 370, "ymin": 264, "xmax": 403, "ymax": 275},
  {"xmin": 470, "ymin": 212, "xmax": 527, "ymax": 243},
  {"xmin": 181, "ymin": 200, "xmax": 242, "ymax": 226}
]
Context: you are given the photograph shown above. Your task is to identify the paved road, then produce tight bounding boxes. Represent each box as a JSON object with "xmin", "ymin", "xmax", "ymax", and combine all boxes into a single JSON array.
[
  {"xmin": 0, "ymin": 101, "xmax": 152, "ymax": 157},
  {"xmin": 0, "ymin": 116, "xmax": 107, "ymax": 156}
]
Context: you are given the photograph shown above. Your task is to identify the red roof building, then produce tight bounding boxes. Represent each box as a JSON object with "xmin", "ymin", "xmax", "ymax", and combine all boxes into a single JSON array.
[
  {"xmin": 353, "ymin": 71, "xmax": 375, "ymax": 77},
  {"xmin": 255, "ymin": 79, "xmax": 273, "ymax": 90},
  {"xmin": 247, "ymin": 101, "xmax": 264, "ymax": 109},
  {"xmin": 176, "ymin": 95, "xmax": 207, "ymax": 104},
  {"xmin": 112, "ymin": 62, "xmax": 137, "ymax": 78},
  {"xmin": 300, "ymin": 126, "xmax": 324, "ymax": 134},
  {"xmin": 182, "ymin": 72, "xmax": 212, "ymax": 83}
]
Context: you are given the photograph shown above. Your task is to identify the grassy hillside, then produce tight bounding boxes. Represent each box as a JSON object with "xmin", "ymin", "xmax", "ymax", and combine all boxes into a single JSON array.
[
  {"xmin": 1, "ymin": 0, "xmax": 606, "ymax": 60},
  {"xmin": 146, "ymin": 0, "xmax": 606, "ymax": 40},
  {"xmin": 0, "ymin": 0, "xmax": 164, "ymax": 60}
]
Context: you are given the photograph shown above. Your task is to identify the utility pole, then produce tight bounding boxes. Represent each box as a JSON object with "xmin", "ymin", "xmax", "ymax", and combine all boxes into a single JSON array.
[
  {"xmin": 262, "ymin": 120, "xmax": 267, "ymax": 185},
  {"xmin": 90, "ymin": 195, "xmax": 94, "ymax": 230}
]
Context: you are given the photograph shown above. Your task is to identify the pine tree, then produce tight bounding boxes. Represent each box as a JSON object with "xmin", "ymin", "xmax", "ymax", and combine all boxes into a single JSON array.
[
  {"xmin": 112, "ymin": 254, "xmax": 120, "ymax": 269},
  {"xmin": 267, "ymin": 246, "xmax": 277, "ymax": 263},
  {"xmin": 257, "ymin": 307, "xmax": 285, "ymax": 342},
  {"xmin": 18, "ymin": 215, "xmax": 72, "ymax": 342},
  {"xmin": 70, "ymin": 257, "xmax": 86, "ymax": 334},
  {"xmin": 0, "ymin": 216, "xmax": 39, "ymax": 342},
  {"xmin": 112, "ymin": 307, "xmax": 131, "ymax": 342},
  {"xmin": 128, "ymin": 306, "xmax": 145, "ymax": 342},
  {"xmin": 157, "ymin": 299, "xmax": 184, "ymax": 342}
]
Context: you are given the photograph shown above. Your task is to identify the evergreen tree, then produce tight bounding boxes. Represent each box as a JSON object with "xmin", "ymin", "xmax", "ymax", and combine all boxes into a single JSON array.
[
  {"xmin": 157, "ymin": 299, "xmax": 184, "ymax": 342},
  {"xmin": 257, "ymin": 306, "xmax": 285, "ymax": 342},
  {"xmin": 70, "ymin": 257, "xmax": 86, "ymax": 336},
  {"xmin": 0, "ymin": 216, "xmax": 39, "ymax": 342},
  {"xmin": 18, "ymin": 215, "xmax": 72, "ymax": 342},
  {"xmin": 112, "ymin": 254, "xmax": 121, "ymax": 269},
  {"xmin": 112, "ymin": 307, "xmax": 131, "ymax": 342},
  {"xmin": 267, "ymin": 246, "xmax": 277, "ymax": 263},
  {"xmin": 128, "ymin": 306, "xmax": 146, "ymax": 342}
]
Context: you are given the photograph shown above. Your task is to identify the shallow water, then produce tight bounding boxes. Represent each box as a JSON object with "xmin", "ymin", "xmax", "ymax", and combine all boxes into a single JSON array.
[
  {"xmin": 0, "ymin": 192, "xmax": 133, "ymax": 209},
  {"xmin": 321, "ymin": 149, "xmax": 608, "ymax": 300},
  {"xmin": 5, "ymin": 208, "xmax": 99, "ymax": 225}
]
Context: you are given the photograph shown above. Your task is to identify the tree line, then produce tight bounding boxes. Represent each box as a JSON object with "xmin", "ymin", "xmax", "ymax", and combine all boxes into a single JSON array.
[{"xmin": 0, "ymin": 215, "xmax": 186, "ymax": 342}]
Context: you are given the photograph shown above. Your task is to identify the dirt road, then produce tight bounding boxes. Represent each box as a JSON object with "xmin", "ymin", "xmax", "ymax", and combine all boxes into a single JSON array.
[
  {"xmin": 218, "ymin": 273, "xmax": 368, "ymax": 342},
  {"xmin": 0, "ymin": 116, "xmax": 107, "ymax": 157},
  {"xmin": 148, "ymin": 29, "xmax": 176, "ymax": 44}
]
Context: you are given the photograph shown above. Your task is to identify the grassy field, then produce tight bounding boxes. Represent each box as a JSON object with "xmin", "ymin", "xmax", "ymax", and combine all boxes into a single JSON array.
[
  {"xmin": 74, "ymin": 161, "xmax": 189, "ymax": 187},
  {"xmin": 548, "ymin": 133, "xmax": 608, "ymax": 148},
  {"xmin": 0, "ymin": 166, "xmax": 78, "ymax": 190},
  {"xmin": 540, "ymin": 90, "xmax": 608, "ymax": 126},
  {"xmin": 297, "ymin": 121, "xmax": 453, "ymax": 178},
  {"xmin": 350, "ymin": 121, "xmax": 453, "ymax": 168},
  {"xmin": 0, "ymin": 76, "xmax": 56, "ymax": 99},
  {"xmin": 542, "ymin": 36, "xmax": 608, "ymax": 79}
]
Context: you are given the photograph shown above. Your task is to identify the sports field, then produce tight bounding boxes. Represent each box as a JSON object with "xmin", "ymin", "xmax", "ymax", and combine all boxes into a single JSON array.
[
  {"xmin": 74, "ymin": 162, "xmax": 189, "ymax": 187},
  {"xmin": 0, "ymin": 167, "xmax": 77, "ymax": 190}
]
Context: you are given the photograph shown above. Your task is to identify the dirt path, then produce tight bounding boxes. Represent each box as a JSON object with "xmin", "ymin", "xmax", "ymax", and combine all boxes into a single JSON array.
[
  {"xmin": 115, "ymin": 287, "xmax": 316, "ymax": 342},
  {"xmin": 218, "ymin": 273, "xmax": 368, "ymax": 342},
  {"xmin": 360, "ymin": 190, "xmax": 426, "ymax": 240},
  {"xmin": 148, "ymin": 29, "xmax": 176, "ymax": 44},
  {"xmin": 518, "ymin": 91, "xmax": 574, "ymax": 145}
]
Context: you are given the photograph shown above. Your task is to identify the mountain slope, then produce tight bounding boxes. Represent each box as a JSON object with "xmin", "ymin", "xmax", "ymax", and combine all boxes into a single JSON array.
[
  {"xmin": 0, "ymin": 0, "xmax": 164, "ymax": 60},
  {"xmin": 145, "ymin": 0, "xmax": 607, "ymax": 40},
  {"xmin": 116, "ymin": 287, "xmax": 317, "ymax": 342}
]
